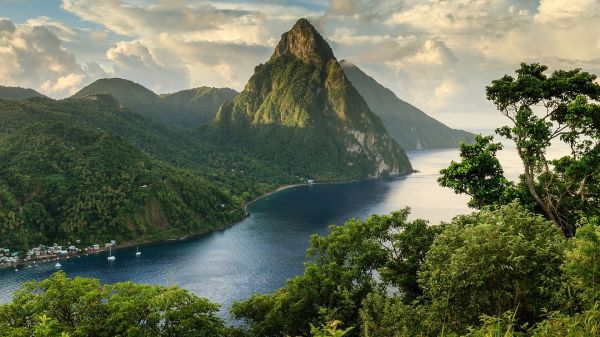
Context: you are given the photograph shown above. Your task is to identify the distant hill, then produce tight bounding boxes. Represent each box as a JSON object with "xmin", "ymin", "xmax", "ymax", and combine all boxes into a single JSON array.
[
  {"xmin": 341, "ymin": 61, "xmax": 474, "ymax": 149},
  {"xmin": 206, "ymin": 18, "xmax": 412, "ymax": 181},
  {"xmin": 161, "ymin": 87, "xmax": 238, "ymax": 128},
  {"xmin": 72, "ymin": 79, "xmax": 237, "ymax": 128},
  {"xmin": 72, "ymin": 78, "xmax": 167, "ymax": 122},
  {"xmin": 0, "ymin": 85, "xmax": 45, "ymax": 100}
]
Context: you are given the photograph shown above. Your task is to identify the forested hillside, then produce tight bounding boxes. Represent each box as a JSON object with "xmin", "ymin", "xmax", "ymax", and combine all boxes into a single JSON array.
[{"xmin": 0, "ymin": 96, "xmax": 294, "ymax": 251}]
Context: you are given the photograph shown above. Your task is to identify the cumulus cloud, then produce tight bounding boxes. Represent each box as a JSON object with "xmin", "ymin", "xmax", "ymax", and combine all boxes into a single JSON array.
[
  {"xmin": 535, "ymin": 0, "xmax": 600, "ymax": 26},
  {"xmin": 0, "ymin": 18, "xmax": 92, "ymax": 96},
  {"xmin": 107, "ymin": 40, "xmax": 189, "ymax": 93},
  {"xmin": 1, "ymin": 0, "xmax": 599, "ymax": 129},
  {"xmin": 59, "ymin": 0, "xmax": 294, "ymax": 91}
]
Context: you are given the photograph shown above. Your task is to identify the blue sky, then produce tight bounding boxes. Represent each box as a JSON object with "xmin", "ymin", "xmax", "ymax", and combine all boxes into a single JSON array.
[{"xmin": 0, "ymin": 0, "xmax": 598, "ymax": 129}]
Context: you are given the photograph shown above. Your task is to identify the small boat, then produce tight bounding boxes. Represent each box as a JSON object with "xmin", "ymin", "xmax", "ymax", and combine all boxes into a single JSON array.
[
  {"xmin": 107, "ymin": 246, "xmax": 116, "ymax": 261},
  {"xmin": 14, "ymin": 268, "xmax": 18, "ymax": 272},
  {"xmin": 135, "ymin": 246, "xmax": 141, "ymax": 257},
  {"xmin": 55, "ymin": 262, "xmax": 61, "ymax": 268}
]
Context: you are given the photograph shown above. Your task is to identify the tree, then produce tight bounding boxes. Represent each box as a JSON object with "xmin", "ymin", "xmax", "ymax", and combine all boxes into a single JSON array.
[
  {"xmin": 0, "ymin": 272, "xmax": 235, "ymax": 337},
  {"xmin": 438, "ymin": 135, "xmax": 513, "ymax": 209},
  {"xmin": 486, "ymin": 63, "xmax": 600, "ymax": 236},
  {"xmin": 418, "ymin": 202, "xmax": 566, "ymax": 334},
  {"xmin": 440, "ymin": 63, "xmax": 600, "ymax": 237},
  {"xmin": 231, "ymin": 209, "xmax": 441, "ymax": 337}
]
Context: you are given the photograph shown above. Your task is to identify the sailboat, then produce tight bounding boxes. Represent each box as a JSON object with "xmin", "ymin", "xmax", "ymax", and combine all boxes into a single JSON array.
[
  {"xmin": 135, "ymin": 246, "xmax": 141, "ymax": 257},
  {"xmin": 107, "ymin": 246, "xmax": 116, "ymax": 261},
  {"xmin": 55, "ymin": 262, "xmax": 61, "ymax": 268}
]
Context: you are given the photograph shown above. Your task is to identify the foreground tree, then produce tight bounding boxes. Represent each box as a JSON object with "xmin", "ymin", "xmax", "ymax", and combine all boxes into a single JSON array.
[
  {"xmin": 0, "ymin": 272, "xmax": 235, "ymax": 337},
  {"xmin": 438, "ymin": 135, "xmax": 514, "ymax": 209},
  {"xmin": 440, "ymin": 63, "xmax": 600, "ymax": 236},
  {"xmin": 418, "ymin": 202, "xmax": 566, "ymax": 334},
  {"xmin": 231, "ymin": 209, "xmax": 442, "ymax": 337}
]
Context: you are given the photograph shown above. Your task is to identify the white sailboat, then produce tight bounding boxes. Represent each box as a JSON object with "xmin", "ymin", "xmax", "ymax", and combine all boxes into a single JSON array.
[
  {"xmin": 135, "ymin": 245, "xmax": 141, "ymax": 257},
  {"xmin": 107, "ymin": 246, "xmax": 116, "ymax": 261},
  {"xmin": 55, "ymin": 262, "xmax": 61, "ymax": 268}
]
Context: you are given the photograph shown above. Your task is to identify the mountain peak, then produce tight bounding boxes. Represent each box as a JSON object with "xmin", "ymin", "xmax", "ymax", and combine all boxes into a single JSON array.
[{"xmin": 270, "ymin": 18, "xmax": 334, "ymax": 65}]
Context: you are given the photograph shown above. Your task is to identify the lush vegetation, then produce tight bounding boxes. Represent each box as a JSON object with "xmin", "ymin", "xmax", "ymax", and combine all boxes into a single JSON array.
[
  {"xmin": 0, "ymin": 95, "xmax": 295, "ymax": 251},
  {"xmin": 2, "ymin": 49, "xmax": 599, "ymax": 337},
  {"xmin": 207, "ymin": 18, "xmax": 412, "ymax": 180},
  {"xmin": 3, "ymin": 203, "xmax": 597, "ymax": 336},
  {"xmin": 0, "ymin": 108, "xmax": 243, "ymax": 251},
  {"xmin": 439, "ymin": 63, "xmax": 600, "ymax": 237},
  {"xmin": 341, "ymin": 61, "xmax": 474, "ymax": 150},
  {"xmin": 0, "ymin": 272, "xmax": 238, "ymax": 337}
]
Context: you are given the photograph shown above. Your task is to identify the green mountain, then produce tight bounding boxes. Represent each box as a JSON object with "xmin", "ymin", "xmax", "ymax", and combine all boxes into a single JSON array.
[
  {"xmin": 341, "ymin": 61, "xmax": 475, "ymax": 150},
  {"xmin": 0, "ymin": 85, "xmax": 45, "ymax": 100},
  {"xmin": 161, "ymin": 87, "xmax": 238, "ymax": 128},
  {"xmin": 72, "ymin": 78, "xmax": 167, "ymax": 123},
  {"xmin": 207, "ymin": 18, "xmax": 412, "ymax": 180},
  {"xmin": 0, "ymin": 95, "xmax": 293, "ymax": 251},
  {"xmin": 73, "ymin": 79, "xmax": 238, "ymax": 128}
]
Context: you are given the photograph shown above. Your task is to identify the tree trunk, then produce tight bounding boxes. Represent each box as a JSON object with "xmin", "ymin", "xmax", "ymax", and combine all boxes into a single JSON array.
[{"xmin": 518, "ymin": 150, "xmax": 571, "ymax": 236}]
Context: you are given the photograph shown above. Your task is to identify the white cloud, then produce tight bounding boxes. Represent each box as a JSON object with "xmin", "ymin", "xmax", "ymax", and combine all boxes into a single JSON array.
[
  {"xmin": 107, "ymin": 40, "xmax": 189, "ymax": 93},
  {"xmin": 41, "ymin": 73, "xmax": 84, "ymax": 95},
  {"xmin": 535, "ymin": 0, "xmax": 600, "ymax": 25},
  {"xmin": 1, "ymin": 0, "xmax": 599, "ymax": 130},
  {"xmin": 0, "ymin": 18, "xmax": 92, "ymax": 97}
]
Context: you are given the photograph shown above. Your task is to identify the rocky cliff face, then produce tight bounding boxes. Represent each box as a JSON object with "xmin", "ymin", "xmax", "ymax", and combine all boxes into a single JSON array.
[
  {"xmin": 270, "ymin": 18, "xmax": 335, "ymax": 65},
  {"xmin": 209, "ymin": 18, "xmax": 411, "ymax": 180}
]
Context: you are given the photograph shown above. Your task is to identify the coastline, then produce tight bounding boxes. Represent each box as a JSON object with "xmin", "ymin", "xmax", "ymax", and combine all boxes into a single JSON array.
[
  {"xmin": 0, "ymin": 183, "xmax": 305, "ymax": 270},
  {"xmin": 2, "ymin": 173, "xmax": 412, "ymax": 270}
]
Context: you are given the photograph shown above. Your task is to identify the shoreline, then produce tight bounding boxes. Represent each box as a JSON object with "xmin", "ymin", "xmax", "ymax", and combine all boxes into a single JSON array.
[{"xmin": 2, "ymin": 173, "xmax": 412, "ymax": 270}]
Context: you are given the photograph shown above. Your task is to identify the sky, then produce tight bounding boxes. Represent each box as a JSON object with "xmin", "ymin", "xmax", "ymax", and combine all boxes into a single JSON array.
[{"xmin": 0, "ymin": 0, "xmax": 599, "ymax": 130}]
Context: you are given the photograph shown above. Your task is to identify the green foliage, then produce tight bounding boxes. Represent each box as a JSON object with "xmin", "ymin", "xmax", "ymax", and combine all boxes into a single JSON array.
[
  {"xmin": 0, "ymin": 272, "xmax": 235, "ymax": 337},
  {"xmin": 359, "ymin": 291, "xmax": 429, "ymax": 337},
  {"xmin": 562, "ymin": 217, "xmax": 600, "ymax": 307},
  {"xmin": 341, "ymin": 61, "xmax": 474, "ymax": 150},
  {"xmin": 486, "ymin": 63, "xmax": 600, "ymax": 236},
  {"xmin": 439, "ymin": 63, "xmax": 600, "ymax": 237},
  {"xmin": 419, "ymin": 202, "xmax": 566, "ymax": 334},
  {"xmin": 231, "ymin": 209, "xmax": 442, "ymax": 337},
  {"xmin": 0, "ymin": 91, "xmax": 298, "ymax": 251},
  {"xmin": 310, "ymin": 320, "xmax": 353, "ymax": 337},
  {"xmin": 529, "ymin": 308, "xmax": 600, "ymax": 337},
  {"xmin": 0, "ymin": 119, "xmax": 244, "ymax": 250},
  {"xmin": 463, "ymin": 310, "xmax": 521, "ymax": 337},
  {"xmin": 438, "ymin": 135, "xmax": 514, "ymax": 208}
]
